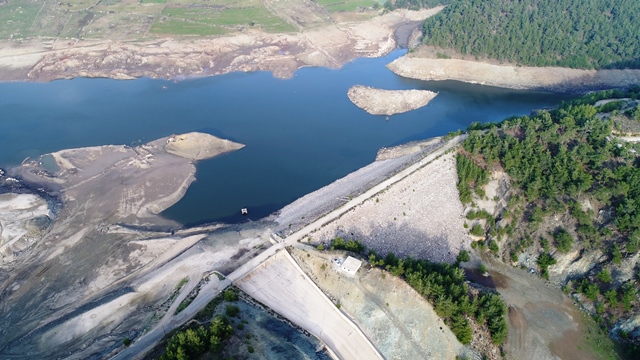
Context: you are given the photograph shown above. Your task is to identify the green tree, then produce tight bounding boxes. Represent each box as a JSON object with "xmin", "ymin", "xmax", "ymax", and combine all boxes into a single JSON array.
[
  {"xmin": 457, "ymin": 249, "xmax": 470, "ymax": 263},
  {"xmin": 554, "ymin": 229, "xmax": 573, "ymax": 253},
  {"xmin": 597, "ymin": 268, "xmax": 612, "ymax": 283},
  {"xmin": 605, "ymin": 289, "xmax": 618, "ymax": 307},
  {"xmin": 612, "ymin": 244, "xmax": 623, "ymax": 264},
  {"xmin": 470, "ymin": 224, "xmax": 485, "ymax": 236},
  {"xmin": 537, "ymin": 252, "xmax": 556, "ymax": 279}
]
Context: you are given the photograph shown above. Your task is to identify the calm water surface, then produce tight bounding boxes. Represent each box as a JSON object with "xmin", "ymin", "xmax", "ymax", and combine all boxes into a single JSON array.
[{"xmin": 0, "ymin": 50, "xmax": 574, "ymax": 225}]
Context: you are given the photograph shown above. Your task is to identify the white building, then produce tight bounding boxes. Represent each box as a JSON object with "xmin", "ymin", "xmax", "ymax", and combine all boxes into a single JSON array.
[{"xmin": 341, "ymin": 256, "xmax": 362, "ymax": 275}]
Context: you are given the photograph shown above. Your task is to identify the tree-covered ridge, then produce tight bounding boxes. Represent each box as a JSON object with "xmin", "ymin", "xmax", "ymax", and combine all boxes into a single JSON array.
[
  {"xmin": 369, "ymin": 252, "xmax": 507, "ymax": 345},
  {"xmin": 456, "ymin": 88, "xmax": 640, "ymax": 354},
  {"xmin": 462, "ymin": 88, "xmax": 640, "ymax": 250},
  {"xmin": 421, "ymin": 0, "xmax": 640, "ymax": 69}
]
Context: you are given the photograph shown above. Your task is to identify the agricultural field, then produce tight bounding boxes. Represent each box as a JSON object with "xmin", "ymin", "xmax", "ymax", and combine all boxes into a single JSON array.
[
  {"xmin": 314, "ymin": 0, "xmax": 378, "ymax": 13},
  {"xmin": 0, "ymin": 0, "xmax": 380, "ymax": 40},
  {"xmin": 150, "ymin": 0, "xmax": 296, "ymax": 36}
]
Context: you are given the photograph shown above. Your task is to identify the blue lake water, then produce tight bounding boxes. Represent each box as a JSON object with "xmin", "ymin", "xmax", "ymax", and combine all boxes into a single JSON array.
[{"xmin": 0, "ymin": 50, "xmax": 574, "ymax": 225}]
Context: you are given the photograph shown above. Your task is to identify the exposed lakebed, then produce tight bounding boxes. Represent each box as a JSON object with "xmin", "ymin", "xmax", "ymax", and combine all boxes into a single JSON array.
[{"xmin": 0, "ymin": 50, "xmax": 573, "ymax": 226}]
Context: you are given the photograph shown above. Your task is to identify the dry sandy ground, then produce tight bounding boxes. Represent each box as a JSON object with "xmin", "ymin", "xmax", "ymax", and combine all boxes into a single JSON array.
[
  {"xmin": 0, "ymin": 9, "xmax": 441, "ymax": 82},
  {"xmin": 164, "ymin": 132, "xmax": 244, "ymax": 161},
  {"xmin": 290, "ymin": 246, "xmax": 475, "ymax": 360},
  {"xmin": 0, "ymin": 193, "xmax": 52, "ymax": 261},
  {"xmin": 388, "ymin": 51, "xmax": 640, "ymax": 92},
  {"xmin": 310, "ymin": 151, "xmax": 470, "ymax": 263},
  {"xmin": 473, "ymin": 255, "xmax": 607, "ymax": 360},
  {"xmin": 347, "ymin": 85, "xmax": 438, "ymax": 115},
  {"xmin": 236, "ymin": 249, "xmax": 383, "ymax": 360}
]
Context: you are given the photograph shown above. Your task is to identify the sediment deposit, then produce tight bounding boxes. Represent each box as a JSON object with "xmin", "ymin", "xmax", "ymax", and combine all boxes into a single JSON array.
[{"xmin": 0, "ymin": 9, "xmax": 442, "ymax": 82}]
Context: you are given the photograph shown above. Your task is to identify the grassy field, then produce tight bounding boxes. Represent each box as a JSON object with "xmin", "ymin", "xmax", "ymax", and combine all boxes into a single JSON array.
[
  {"xmin": 315, "ymin": 0, "xmax": 377, "ymax": 12},
  {"xmin": 150, "ymin": 0, "xmax": 296, "ymax": 35},
  {"xmin": 0, "ymin": 0, "xmax": 378, "ymax": 40}
]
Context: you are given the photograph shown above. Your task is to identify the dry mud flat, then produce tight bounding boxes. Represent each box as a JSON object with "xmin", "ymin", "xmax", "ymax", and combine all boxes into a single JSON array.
[
  {"xmin": 388, "ymin": 52, "xmax": 640, "ymax": 92},
  {"xmin": 0, "ymin": 193, "xmax": 52, "ymax": 260},
  {"xmin": 0, "ymin": 8, "xmax": 441, "ymax": 82},
  {"xmin": 0, "ymin": 132, "xmax": 261, "ymax": 359},
  {"xmin": 347, "ymin": 85, "xmax": 438, "ymax": 115}
]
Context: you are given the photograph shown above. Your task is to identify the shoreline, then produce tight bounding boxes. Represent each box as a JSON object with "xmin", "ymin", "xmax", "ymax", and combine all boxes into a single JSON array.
[
  {"xmin": 0, "ymin": 9, "xmax": 440, "ymax": 83},
  {"xmin": 388, "ymin": 53, "xmax": 640, "ymax": 93}
]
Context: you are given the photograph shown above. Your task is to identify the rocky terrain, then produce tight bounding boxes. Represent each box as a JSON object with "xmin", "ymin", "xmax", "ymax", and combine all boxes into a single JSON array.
[
  {"xmin": 310, "ymin": 151, "xmax": 469, "ymax": 263},
  {"xmin": 347, "ymin": 85, "xmax": 438, "ymax": 115}
]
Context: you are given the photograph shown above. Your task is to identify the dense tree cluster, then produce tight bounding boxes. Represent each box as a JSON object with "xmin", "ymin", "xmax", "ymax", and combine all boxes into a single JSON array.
[
  {"xmin": 461, "ymin": 88, "xmax": 640, "ymax": 250},
  {"xmin": 421, "ymin": 0, "xmax": 640, "ymax": 69},
  {"xmin": 384, "ymin": 0, "xmax": 452, "ymax": 11},
  {"xmin": 160, "ymin": 315, "xmax": 234, "ymax": 360},
  {"xmin": 368, "ymin": 251, "xmax": 507, "ymax": 345},
  {"xmin": 456, "ymin": 153, "xmax": 488, "ymax": 204},
  {"xmin": 330, "ymin": 237, "xmax": 367, "ymax": 253}
]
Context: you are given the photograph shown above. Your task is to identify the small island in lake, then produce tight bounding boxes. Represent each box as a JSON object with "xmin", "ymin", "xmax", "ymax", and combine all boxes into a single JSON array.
[{"xmin": 347, "ymin": 85, "xmax": 438, "ymax": 116}]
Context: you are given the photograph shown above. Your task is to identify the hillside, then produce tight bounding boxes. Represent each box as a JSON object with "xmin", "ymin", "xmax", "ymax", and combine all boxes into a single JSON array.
[
  {"xmin": 421, "ymin": 0, "xmax": 640, "ymax": 69},
  {"xmin": 455, "ymin": 88, "xmax": 640, "ymax": 357}
]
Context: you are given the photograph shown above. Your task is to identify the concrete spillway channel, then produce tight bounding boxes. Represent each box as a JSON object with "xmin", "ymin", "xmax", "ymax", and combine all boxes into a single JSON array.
[{"xmin": 236, "ymin": 250, "xmax": 383, "ymax": 360}]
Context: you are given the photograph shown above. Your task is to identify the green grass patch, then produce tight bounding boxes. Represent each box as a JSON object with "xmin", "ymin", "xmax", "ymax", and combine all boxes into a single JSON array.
[
  {"xmin": 152, "ymin": 5, "xmax": 294, "ymax": 35},
  {"xmin": 0, "ymin": 2, "xmax": 41, "ymax": 39},
  {"xmin": 142, "ymin": 0, "xmax": 167, "ymax": 3},
  {"xmin": 316, "ymin": 0, "xmax": 375, "ymax": 12},
  {"xmin": 579, "ymin": 312, "xmax": 621, "ymax": 360}
]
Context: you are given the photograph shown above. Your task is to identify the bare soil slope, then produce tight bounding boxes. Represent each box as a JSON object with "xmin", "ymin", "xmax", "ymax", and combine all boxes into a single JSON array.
[{"xmin": 236, "ymin": 249, "xmax": 383, "ymax": 360}]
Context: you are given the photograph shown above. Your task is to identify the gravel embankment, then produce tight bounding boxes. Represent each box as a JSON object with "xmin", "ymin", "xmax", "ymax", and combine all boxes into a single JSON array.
[
  {"xmin": 309, "ymin": 152, "xmax": 469, "ymax": 263},
  {"xmin": 274, "ymin": 141, "xmax": 444, "ymax": 234}
]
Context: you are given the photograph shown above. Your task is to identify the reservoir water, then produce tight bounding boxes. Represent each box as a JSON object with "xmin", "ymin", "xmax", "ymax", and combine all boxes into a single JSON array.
[{"xmin": 0, "ymin": 50, "xmax": 573, "ymax": 225}]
